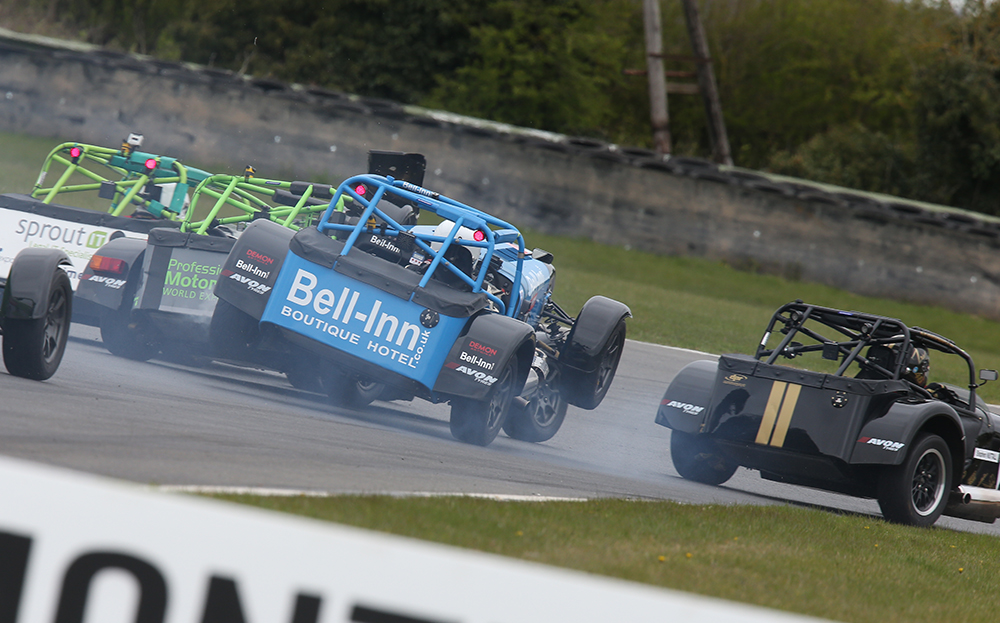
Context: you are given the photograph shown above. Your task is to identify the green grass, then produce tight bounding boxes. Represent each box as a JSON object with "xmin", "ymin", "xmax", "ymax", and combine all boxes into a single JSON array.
[
  {"xmin": 212, "ymin": 494, "xmax": 1000, "ymax": 623},
  {"xmin": 6, "ymin": 129, "xmax": 1000, "ymax": 620},
  {"xmin": 0, "ymin": 132, "xmax": 60, "ymax": 195}
]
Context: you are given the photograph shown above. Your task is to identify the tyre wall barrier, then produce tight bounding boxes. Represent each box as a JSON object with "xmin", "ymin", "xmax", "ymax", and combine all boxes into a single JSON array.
[{"xmin": 2, "ymin": 28, "xmax": 1000, "ymax": 320}]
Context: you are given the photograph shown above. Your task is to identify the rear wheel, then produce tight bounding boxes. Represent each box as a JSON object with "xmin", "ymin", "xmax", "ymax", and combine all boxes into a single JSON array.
[
  {"xmin": 450, "ymin": 357, "xmax": 518, "ymax": 446},
  {"xmin": 209, "ymin": 299, "xmax": 260, "ymax": 361},
  {"xmin": 877, "ymin": 434, "xmax": 951, "ymax": 527},
  {"xmin": 100, "ymin": 307, "xmax": 159, "ymax": 361},
  {"xmin": 2, "ymin": 269, "xmax": 72, "ymax": 380},
  {"xmin": 670, "ymin": 430, "xmax": 738, "ymax": 485},
  {"xmin": 503, "ymin": 382, "xmax": 567, "ymax": 443}
]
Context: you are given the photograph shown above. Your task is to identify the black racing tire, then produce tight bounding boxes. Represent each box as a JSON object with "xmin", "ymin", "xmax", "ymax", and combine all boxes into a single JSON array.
[
  {"xmin": 2, "ymin": 269, "xmax": 72, "ymax": 380},
  {"xmin": 209, "ymin": 299, "xmax": 260, "ymax": 361},
  {"xmin": 100, "ymin": 307, "xmax": 159, "ymax": 362},
  {"xmin": 450, "ymin": 356, "xmax": 518, "ymax": 446},
  {"xmin": 877, "ymin": 433, "xmax": 952, "ymax": 527},
  {"xmin": 324, "ymin": 372, "xmax": 385, "ymax": 408},
  {"xmin": 564, "ymin": 319, "xmax": 626, "ymax": 410},
  {"xmin": 503, "ymin": 382, "xmax": 567, "ymax": 443},
  {"xmin": 670, "ymin": 430, "xmax": 738, "ymax": 486}
]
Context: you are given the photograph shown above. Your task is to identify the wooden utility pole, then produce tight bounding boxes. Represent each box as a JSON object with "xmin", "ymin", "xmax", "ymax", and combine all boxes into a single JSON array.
[
  {"xmin": 681, "ymin": 0, "xmax": 732, "ymax": 165},
  {"xmin": 643, "ymin": 0, "xmax": 671, "ymax": 155}
]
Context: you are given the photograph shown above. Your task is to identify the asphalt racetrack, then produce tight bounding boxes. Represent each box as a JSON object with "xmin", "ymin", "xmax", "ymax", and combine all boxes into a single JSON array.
[{"xmin": 3, "ymin": 324, "xmax": 999, "ymax": 536}]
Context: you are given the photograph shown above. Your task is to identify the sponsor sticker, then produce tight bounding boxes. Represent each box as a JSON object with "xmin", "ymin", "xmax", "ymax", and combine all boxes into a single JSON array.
[
  {"xmin": 445, "ymin": 361, "xmax": 498, "ymax": 386},
  {"xmin": 974, "ymin": 448, "xmax": 1000, "ymax": 463},
  {"xmin": 277, "ymin": 267, "xmax": 431, "ymax": 371},
  {"xmin": 468, "ymin": 339, "xmax": 498, "ymax": 359},
  {"xmin": 163, "ymin": 257, "xmax": 221, "ymax": 301},
  {"xmin": 857, "ymin": 437, "xmax": 905, "ymax": 452},
  {"xmin": 367, "ymin": 233, "xmax": 403, "ymax": 256},
  {"xmin": 441, "ymin": 337, "xmax": 502, "ymax": 385},
  {"xmin": 0, "ymin": 209, "xmax": 145, "ymax": 288},
  {"xmin": 660, "ymin": 399, "xmax": 705, "ymax": 416},
  {"xmin": 235, "ymin": 258, "xmax": 270, "ymax": 280},
  {"xmin": 723, "ymin": 373, "xmax": 748, "ymax": 387},
  {"xmin": 80, "ymin": 274, "xmax": 126, "ymax": 289},
  {"xmin": 458, "ymin": 350, "xmax": 496, "ymax": 372},
  {"xmin": 223, "ymin": 269, "xmax": 272, "ymax": 295},
  {"xmin": 245, "ymin": 248, "xmax": 274, "ymax": 265}
]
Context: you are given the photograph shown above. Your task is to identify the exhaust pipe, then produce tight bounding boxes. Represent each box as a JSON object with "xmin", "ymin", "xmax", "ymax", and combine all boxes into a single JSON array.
[{"xmin": 944, "ymin": 485, "xmax": 1000, "ymax": 523}]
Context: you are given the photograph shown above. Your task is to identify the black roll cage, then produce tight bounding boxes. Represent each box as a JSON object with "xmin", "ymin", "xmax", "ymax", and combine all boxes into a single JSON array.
[{"xmin": 754, "ymin": 301, "xmax": 979, "ymax": 394}]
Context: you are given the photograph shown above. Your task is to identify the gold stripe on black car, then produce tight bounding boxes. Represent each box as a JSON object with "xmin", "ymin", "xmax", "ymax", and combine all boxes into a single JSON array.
[{"xmin": 756, "ymin": 381, "xmax": 801, "ymax": 447}]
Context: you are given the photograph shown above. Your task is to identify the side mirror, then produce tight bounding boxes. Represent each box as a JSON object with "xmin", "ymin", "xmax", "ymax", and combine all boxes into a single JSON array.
[
  {"xmin": 531, "ymin": 248, "xmax": 554, "ymax": 264},
  {"xmin": 980, "ymin": 369, "xmax": 998, "ymax": 382}
]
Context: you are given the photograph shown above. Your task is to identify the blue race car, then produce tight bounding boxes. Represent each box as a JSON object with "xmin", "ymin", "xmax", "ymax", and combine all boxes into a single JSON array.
[{"xmin": 211, "ymin": 165, "xmax": 630, "ymax": 446}]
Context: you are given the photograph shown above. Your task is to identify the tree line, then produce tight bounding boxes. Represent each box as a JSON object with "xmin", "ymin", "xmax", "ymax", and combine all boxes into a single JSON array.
[{"xmin": 3, "ymin": 0, "xmax": 999, "ymax": 214}]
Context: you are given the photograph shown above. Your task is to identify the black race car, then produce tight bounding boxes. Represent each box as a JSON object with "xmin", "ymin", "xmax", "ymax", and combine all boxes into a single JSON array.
[{"xmin": 656, "ymin": 301, "xmax": 1000, "ymax": 527}]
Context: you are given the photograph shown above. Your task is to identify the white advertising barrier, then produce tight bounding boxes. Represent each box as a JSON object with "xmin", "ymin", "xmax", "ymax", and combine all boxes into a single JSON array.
[
  {"xmin": 0, "ymin": 456, "xmax": 832, "ymax": 623},
  {"xmin": 0, "ymin": 206, "xmax": 148, "ymax": 289}
]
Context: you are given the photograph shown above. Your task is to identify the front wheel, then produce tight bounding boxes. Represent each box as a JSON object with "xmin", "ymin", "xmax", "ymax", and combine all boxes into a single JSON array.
[
  {"xmin": 670, "ymin": 430, "xmax": 738, "ymax": 485},
  {"xmin": 450, "ymin": 357, "xmax": 518, "ymax": 446},
  {"xmin": 2, "ymin": 269, "xmax": 72, "ymax": 380},
  {"xmin": 503, "ymin": 382, "xmax": 567, "ymax": 443},
  {"xmin": 877, "ymin": 433, "xmax": 952, "ymax": 527},
  {"xmin": 564, "ymin": 319, "xmax": 626, "ymax": 410}
]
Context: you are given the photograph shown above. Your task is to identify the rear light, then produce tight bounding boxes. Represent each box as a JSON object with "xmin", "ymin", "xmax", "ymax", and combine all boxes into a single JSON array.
[
  {"xmin": 473, "ymin": 229, "xmax": 486, "ymax": 242},
  {"xmin": 69, "ymin": 146, "xmax": 82, "ymax": 163},
  {"xmin": 144, "ymin": 158, "xmax": 157, "ymax": 172},
  {"xmin": 88, "ymin": 255, "xmax": 127, "ymax": 275}
]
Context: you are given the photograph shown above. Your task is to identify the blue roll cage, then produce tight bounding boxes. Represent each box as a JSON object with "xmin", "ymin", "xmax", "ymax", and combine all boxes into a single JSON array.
[{"xmin": 317, "ymin": 174, "xmax": 526, "ymax": 317}]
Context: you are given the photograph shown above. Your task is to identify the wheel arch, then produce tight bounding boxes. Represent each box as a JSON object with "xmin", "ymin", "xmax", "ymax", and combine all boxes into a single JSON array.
[
  {"xmin": 655, "ymin": 359, "xmax": 719, "ymax": 433},
  {"xmin": 853, "ymin": 402, "xmax": 965, "ymax": 473},
  {"xmin": 214, "ymin": 219, "xmax": 295, "ymax": 319},
  {"xmin": 74, "ymin": 235, "xmax": 148, "ymax": 314},
  {"xmin": 1, "ymin": 248, "xmax": 74, "ymax": 321},
  {"xmin": 432, "ymin": 311, "xmax": 535, "ymax": 401}
]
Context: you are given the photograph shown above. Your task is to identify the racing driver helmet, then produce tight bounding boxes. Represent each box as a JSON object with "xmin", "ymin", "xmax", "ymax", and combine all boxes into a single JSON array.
[{"xmin": 902, "ymin": 346, "xmax": 930, "ymax": 387}]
